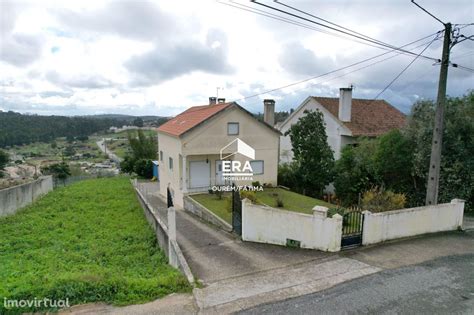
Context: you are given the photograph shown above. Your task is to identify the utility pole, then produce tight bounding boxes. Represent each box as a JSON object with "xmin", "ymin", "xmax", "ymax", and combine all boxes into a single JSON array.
[{"xmin": 425, "ymin": 22, "xmax": 451, "ymax": 205}]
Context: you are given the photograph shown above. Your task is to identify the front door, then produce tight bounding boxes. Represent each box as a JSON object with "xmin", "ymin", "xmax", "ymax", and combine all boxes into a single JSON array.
[
  {"xmin": 216, "ymin": 160, "xmax": 224, "ymax": 185},
  {"xmin": 189, "ymin": 161, "xmax": 210, "ymax": 188}
]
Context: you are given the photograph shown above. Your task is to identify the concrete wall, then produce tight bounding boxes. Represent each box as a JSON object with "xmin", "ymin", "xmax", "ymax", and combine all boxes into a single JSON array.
[
  {"xmin": 362, "ymin": 199, "xmax": 465, "ymax": 245},
  {"xmin": 132, "ymin": 180, "xmax": 195, "ymax": 284},
  {"xmin": 184, "ymin": 195, "xmax": 233, "ymax": 232},
  {"xmin": 0, "ymin": 176, "xmax": 53, "ymax": 217},
  {"xmin": 279, "ymin": 97, "xmax": 353, "ymax": 163},
  {"xmin": 242, "ymin": 199, "xmax": 342, "ymax": 252}
]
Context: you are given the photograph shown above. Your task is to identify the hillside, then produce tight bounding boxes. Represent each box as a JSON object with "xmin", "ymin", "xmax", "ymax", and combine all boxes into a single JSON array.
[{"xmin": 0, "ymin": 177, "xmax": 189, "ymax": 313}]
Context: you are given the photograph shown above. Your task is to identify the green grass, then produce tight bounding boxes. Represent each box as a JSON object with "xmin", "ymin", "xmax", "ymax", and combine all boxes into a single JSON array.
[
  {"xmin": 191, "ymin": 188, "xmax": 335, "ymax": 224},
  {"xmin": 191, "ymin": 194, "xmax": 232, "ymax": 224},
  {"xmin": 255, "ymin": 188, "xmax": 334, "ymax": 214},
  {"xmin": 0, "ymin": 177, "xmax": 189, "ymax": 314}
]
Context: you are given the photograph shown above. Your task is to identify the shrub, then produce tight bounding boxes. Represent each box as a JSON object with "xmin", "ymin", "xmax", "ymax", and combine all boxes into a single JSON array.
[
  {"xmin": 361, "ymin": 187, "xmax": 406, "ymax": 212},
  {"xmin": 240, "ymin": 190, "xmax": 259, "ymax": 203},
  {"xmin": 275, "ymin": 196, "xmax": 284, "ymax": 207},
  {"xmin": 252, "ymin": 181, "xmax": 261, "ymax": 187},
  {"xmin": 133, "ymin": 159, "xmax": 154, "ymax": 179},
  {"xmin": 328, "ymin": 207, "xmax": 345, "ymax": 217}
]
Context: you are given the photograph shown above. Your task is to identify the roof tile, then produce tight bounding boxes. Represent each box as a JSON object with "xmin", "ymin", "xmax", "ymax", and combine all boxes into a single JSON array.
[{"xmin": 313, "ymin": 97, "xmax": 406, "ymax": 136}]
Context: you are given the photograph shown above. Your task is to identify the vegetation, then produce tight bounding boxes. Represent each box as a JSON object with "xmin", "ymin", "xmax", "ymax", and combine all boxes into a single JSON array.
[
  {"xmin": 120, "ymin": 130, "xmax": 157, "ymax": 178},
  {"xmin": 361, "ymin": 186, "xmax": 406, "ymax": 212},
  {"xmin": 0, "ymin": 149, "xmax": 8, "ymax": 177},
  {"xmin": 41, "ymin": 162, "xmax": 71, "ymax": 184},
  {"xmin": 0, "ymin": 111, "xmax": 125, "ymax": 148},
  {"xmin": 283, "ymin": 109, "xmax": 335, "ymax": 197},
  {"xmin": 333, "ymin": 92, "xmax": 474, "ymax": 210},
  {"xmin": 0, "ymin": 177, "xmax": 189, "ymax": 313},
  {"xmin": 192, "ymin": 188, "xmax": 334, "ymax": 223}
]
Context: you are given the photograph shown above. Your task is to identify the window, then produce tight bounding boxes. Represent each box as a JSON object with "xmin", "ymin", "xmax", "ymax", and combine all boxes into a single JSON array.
[
  {"xmin": 250, "ymin": 160, "xmax": 264, "ymax": 175},
  {"xmin": 160, "ymin": 151, "xmax": 163, "ymax": 161},
  {"xmin": 169, "ymin": 157, "xmax": 173, "ymax": 170},
  {"xmin": 227, "ymin": 122, "xmax": 239, "ymax": 135}
]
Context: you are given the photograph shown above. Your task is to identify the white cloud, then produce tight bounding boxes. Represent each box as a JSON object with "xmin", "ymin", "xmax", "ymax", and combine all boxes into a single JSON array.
[{"xmin": 0, "ymin": 0, "xmax": 473, "ymax": 116}]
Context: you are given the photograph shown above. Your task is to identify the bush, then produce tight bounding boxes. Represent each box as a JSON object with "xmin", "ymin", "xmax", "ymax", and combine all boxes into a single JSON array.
[
  {"xmin": 133, "ymin": 159, "xmax": 154, "ymax": 179},
  {"xmin": 361, "ymin": 187, "xmax": 406, "ymax": 212},
  {"xmin": 252, "ymin": 181, "xmax": 261, "ymax": 187},
  {"xmin": 328, "ymin": 207, "xmax": 345, "ymax": 217},
  {"xmin": 240, "ymin": 191, "xmax": 259, "ymax": 203},
  {"xmin": 275, "ymin": 196, "xmax": 284, "ymax": 207}
]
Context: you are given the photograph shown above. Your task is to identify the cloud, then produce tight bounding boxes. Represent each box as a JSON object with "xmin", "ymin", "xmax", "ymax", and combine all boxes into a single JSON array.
[
  {"xmin": 46, "ymin": 71, "xmax": 115, "ymax": 89},
  {"xmin": 279, "ymin": 41, "xmax": 337, "ymax": 77},
  {"xmin": 0, "ymin": 1, "xmax": 43, "ymax": 66},
  {"xmin": 55, "ymin": 1, "xmax": 178, "ymax": 41},
  {"xmin": 125, "ymin": 29, "xmax": 234, "ymax": 86}
]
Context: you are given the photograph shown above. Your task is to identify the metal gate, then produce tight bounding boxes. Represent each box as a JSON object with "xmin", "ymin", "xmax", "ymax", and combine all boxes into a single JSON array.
[
  {"xmin": 232, "ymin": 186, "xmax": 242, "ymax": 235},
  {"xmin": 341, "ymin": 210, "xmax": 364, "ymax": 249}
]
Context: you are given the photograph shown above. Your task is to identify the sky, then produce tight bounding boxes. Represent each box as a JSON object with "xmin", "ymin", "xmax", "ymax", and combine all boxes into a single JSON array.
[{"xmin": 1, "ymin": 0, "xmax": 473, "ymax": 117}]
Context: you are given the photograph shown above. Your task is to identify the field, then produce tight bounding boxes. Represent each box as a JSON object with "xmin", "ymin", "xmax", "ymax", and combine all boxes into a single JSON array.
[{"xmin": 0, "ymin": 177, "xmax": 189, "ymax": 314}]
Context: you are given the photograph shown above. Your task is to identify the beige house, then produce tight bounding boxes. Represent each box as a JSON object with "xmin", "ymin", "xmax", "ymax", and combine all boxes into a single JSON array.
[{"xmin": 157, "ymin": 98, "xmax": 280, "ymax": 207}]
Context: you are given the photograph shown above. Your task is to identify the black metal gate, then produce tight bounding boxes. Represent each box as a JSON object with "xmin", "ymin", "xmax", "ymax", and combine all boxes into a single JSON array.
[
  {"xmin": 341, "ymin": 210, "xmax": 364, "ymax": 249},
  {"xmin": 232, "ymin": 187, "xmax": 242, "ymax": 235}
]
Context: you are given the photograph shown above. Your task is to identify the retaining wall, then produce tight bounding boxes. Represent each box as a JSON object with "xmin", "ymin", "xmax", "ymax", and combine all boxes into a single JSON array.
[
  {"xmin": 0, "ymin": 176, "xmax": 53, "ymax": 217},
  {"xmin": 184, "ymin": 195, "xmax": 233, "ymax": 232}
]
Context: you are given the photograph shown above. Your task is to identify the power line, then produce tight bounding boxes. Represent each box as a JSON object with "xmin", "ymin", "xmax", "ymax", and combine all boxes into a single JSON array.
[
  {"xmin": 411, "ymin": 0, "xmax": 446, "ymax": 25},
  {"xmin": 219, "ymin": 1, "xmax": 412, "ymax": 53},
  {"xmin": 232, "ymin": 32, "xmax": 441, "ymax": 102},
  {"xmin": 370, "ymin": 35, "xmax": 440, "ymax": 102},
  {"xmin": 250, "ymin": 0, "xmax": 440, "ymax": 62}
]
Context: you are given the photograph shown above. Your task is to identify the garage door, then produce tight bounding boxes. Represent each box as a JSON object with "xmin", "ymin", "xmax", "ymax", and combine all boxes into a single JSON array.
[{"xmin": 189, "ymin": 161, "xmax": 210, "ymax": 188}]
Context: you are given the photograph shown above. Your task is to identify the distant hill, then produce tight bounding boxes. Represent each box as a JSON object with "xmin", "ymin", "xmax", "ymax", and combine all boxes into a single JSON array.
[{"xmin": 0, "ymin": 111, "xmax": 167, "ymax": 148}]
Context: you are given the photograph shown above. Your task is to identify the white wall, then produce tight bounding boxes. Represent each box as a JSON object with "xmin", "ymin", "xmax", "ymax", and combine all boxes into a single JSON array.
[
  {"xmin": 279, "ymin": 98, "xmax": 352, "ymax": 163},
  {"xmin": 362, "ymin": 199, "xmax": 465, "ymax": 245},
  {"xmin": 242, "ymin": 199, "xmax": 342, "ymax": 252}
]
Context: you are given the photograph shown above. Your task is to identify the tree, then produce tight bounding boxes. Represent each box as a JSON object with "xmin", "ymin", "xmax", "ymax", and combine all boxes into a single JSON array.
[
  {"xmin": 333, "ymin": 139, "xmax": 379, "ymax": 206},
  {"xmin": 133, "ymin": 117, "xmax": 144, "ymax": 127},
  {"xmin": 41, "ymin": 162, "xmax": 71, "ymax": 184},
  {"xmin": 0, "ymin": 150, "xmax": 9, "ymax": 177},
  {"xmin": 120, "ymin": 130, "xmax": 157, "ymax": 178},
  {"xmin": 285, "ymin": 109, "xmax": 334, "ymax": 197}
]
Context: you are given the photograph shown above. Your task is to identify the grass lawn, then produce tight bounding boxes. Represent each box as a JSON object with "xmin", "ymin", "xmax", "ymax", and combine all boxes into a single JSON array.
[
  {"xmin": 0, "ymin": 177, "xmax": 189, "ymax": 314},
  {"xmin": 190, "ymin": 187, "xmax": 336, "ymax": 224},
  {"xmin": 191, "ymin": 194, "xmax": 232, "ymax": 224}
]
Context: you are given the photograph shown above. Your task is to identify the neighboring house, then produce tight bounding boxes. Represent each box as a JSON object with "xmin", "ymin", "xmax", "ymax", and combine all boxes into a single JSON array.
[
  {"xmin": 157, "ymin": 97, "xmax": 280, "ymax": 207},
  {"xmin": 278, "ymin": 87, "xmax": 406, "ymax": 163}
]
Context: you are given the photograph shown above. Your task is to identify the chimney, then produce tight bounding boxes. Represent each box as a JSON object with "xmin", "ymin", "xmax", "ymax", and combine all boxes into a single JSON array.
[
  {"xmin": 217, "ymin": 98, "xmax": 226, "ymax": 104},
  {"xmin": 209, "ymin": 97, "xmax": 217, "ymax": 105},
  {"xmin": 338, "ymin": 87, "xmax": 352, "ymax": 122},
  {"xmin": 263, "ymin": 99, "xmax": 275, "ymax": 126}
]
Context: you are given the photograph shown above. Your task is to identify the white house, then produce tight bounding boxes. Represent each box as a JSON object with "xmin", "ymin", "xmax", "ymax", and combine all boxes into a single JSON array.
[{"xmin": 278, "ymin": 87, "xmax": 406, "ymax": 162}]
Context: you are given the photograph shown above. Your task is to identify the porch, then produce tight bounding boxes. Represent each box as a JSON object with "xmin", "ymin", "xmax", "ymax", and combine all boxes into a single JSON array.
[{"xmin": 181, "ymin": 154, "xmax": 231, "ymax": 194}]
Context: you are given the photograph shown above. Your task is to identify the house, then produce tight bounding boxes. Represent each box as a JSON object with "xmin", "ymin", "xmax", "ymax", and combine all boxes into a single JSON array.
[
  {"xmin": 278, "ymin": 87, "xmax": 406, "ymax": 163},
  {"xmin": 157, "ymin": 97, "xmax": 280, "ymax": 207}
]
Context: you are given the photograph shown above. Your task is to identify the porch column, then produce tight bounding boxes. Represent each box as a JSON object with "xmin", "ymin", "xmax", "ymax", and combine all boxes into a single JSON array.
[{"xmin": 182, "ymin": 155, "xmax": 187, "ymax": 193}]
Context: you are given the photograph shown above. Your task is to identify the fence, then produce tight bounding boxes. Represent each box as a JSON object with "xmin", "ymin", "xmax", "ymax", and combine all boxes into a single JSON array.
[
  {"xmin": 242, "ymin": 199, "xmax": 343, "ymax": 252},
  {"xmin": 131, "ymin": 180, "xmax": 195, "ymax": 284},
  {"xmin": 362, "ymin": 199, "xmax": 465, "ymax": 245},
  {"xmin": 0, "ymin": 176, "xmax": 53, "ymax": 217}
]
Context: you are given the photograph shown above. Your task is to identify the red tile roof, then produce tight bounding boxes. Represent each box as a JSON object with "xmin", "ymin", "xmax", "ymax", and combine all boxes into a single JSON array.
[
  {"xmin": 157, "ymin": 103, "xmax": 232, "ymax": 136},
  {"xmin": 313, "ymin": 97, "xmax": 406, "ymax": 137}
]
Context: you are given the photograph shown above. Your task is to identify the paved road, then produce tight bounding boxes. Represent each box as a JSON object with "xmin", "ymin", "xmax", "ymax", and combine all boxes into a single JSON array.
[
  {"xmin": 239, "ymin": 253, "xmax": 474, "ymax": 315},
  {"xmin": 96, "ymin": 139, "xmax": 122, "ymax": 163}
]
